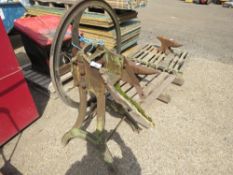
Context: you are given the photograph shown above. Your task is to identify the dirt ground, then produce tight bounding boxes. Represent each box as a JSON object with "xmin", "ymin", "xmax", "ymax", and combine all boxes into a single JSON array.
[{"xmin": 1, "ymin": 0, "xmax": 233, "ymax": 175}]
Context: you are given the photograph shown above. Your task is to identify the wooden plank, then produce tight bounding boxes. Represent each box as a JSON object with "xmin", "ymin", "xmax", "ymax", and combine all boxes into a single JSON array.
[
  {"xmin": 33, "ymin": 0, "xmax": 148, "ymax": 10},
  {"xmin": 128, "ymin": 44, "xmax": 188, "ymax": 75},
  {"xmin": 153, "ymin": 53, "xmax": 165, "ymax": 67},
  {"xmin": 27, "ymin": 6, "xmax": 138, "ymax": 28},
  {"xmin": 82, "ymin": 29, "xmax": 140, "ymax": 45},
  {"xmin": 130, "ymin": 73, "xmax": 160, "ymax": 101},
  {"xmin": 174, "ymin": 51, "xmax": 188, "ymax": 73},
  {"xmin": 172, "ymin": 73, "xmax": 184, "ymax": 86},
  {"xmin": 130, "ymin": 44, "xmax": 151, "ymax": 58},
  {"xmin": 167, "ymin": 53, "xmax": 181, "ymax": 72},
  {"xmin": 148, "ymin": 50, "xmax": 160, "ymax": 63},
  {"xmin": 122, "ymin": 44, "xmax": 140, "ymax": 57},
  {"xmin": 157, "ymin": 93, "xmax": 171, "ymax": 104},
  {"xmin": 141, "ymin": 73, "xmax": 176, "ymax": 107}
]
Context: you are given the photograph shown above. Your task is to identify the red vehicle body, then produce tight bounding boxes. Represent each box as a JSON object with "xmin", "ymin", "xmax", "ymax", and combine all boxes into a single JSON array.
[{"xmin": 0, "ymin": 18, "xmax": 39, "ymax": 146}]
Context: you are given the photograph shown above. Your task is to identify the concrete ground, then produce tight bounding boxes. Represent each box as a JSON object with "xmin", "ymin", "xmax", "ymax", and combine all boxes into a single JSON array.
[
  {"xmin": 1, "ymin": 0, "xmax": 233, "ymax": 175},
  {"xmin": 138, "ymin": 0, "xmax": 233, "ymax": 64}
]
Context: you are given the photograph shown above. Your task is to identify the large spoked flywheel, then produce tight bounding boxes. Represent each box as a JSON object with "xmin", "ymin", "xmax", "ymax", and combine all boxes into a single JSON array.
[{"xmin": 50, "ymin": 0, "xmax": 121, "ymax": 108}]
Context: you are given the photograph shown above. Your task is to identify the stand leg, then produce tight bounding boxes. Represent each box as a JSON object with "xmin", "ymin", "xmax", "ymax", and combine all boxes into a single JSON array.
[
  {"xmin": 96, "ymin": 92, "xmax": 106, "ymax": 135},
  {"xmin": 62, "ymin": 85, "xmax": 87, "ymax": 146},
  {"xmin": 73, "ymin": 87, "xmax": 87, "ymax": 128}
]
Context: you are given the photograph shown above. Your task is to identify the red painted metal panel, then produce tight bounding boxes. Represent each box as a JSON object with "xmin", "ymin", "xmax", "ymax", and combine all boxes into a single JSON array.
[
  {"xmin": 14, "ymin": 15, "xmax": 72, "ymax": 73},
  {"xmin": 14, "ymin": 15, "xmax": 71, "ymax": 46},
  {"xmin": 0, "ymin": 19, "xmax": 19, "ymax": 78},
  {"xmin": 0, "ymin": 18, "xmax": 39, "ymax": 146}
]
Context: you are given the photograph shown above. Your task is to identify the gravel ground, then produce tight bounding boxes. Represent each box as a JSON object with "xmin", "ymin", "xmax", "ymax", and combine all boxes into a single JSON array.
[
  {"xmin": 1, "ymin": 1, "xmax": 233, "ymax": 175},
  {"xmin": 138, "ymin": 0, "xmax": 233, "ymax": 64}
]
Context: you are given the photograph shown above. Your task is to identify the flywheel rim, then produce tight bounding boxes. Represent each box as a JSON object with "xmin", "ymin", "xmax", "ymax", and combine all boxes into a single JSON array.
[{"xmin": 50, "ymin": 0, "xmax": 121, "ymax": 108}]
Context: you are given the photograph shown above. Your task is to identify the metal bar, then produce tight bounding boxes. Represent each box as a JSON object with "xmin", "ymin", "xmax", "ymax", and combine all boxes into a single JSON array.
[{"xmin": 106, "ymin": 116, "xmax": 126, "ymax": 142}]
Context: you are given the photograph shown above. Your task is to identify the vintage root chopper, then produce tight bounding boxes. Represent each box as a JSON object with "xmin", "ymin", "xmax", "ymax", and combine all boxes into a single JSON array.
[{"xmin": 50, "ymin": 0, "xmax": 187, "ymax": 172}]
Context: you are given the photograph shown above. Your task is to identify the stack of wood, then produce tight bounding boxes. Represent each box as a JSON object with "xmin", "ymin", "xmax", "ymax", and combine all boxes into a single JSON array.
[
  {"xmin": 32, "ymin": 0, "xmax": 148, "ymax": 10},
  {"xmin": 26, "ymin": 6, "xmax": 138, "ymax": 27},
  {"xmin": 104, "ymin": 0, "xmax": 147, "ymax": 9},
  {"xmin": 27, "ymin": 0, "xmax": 147, "ymax": 51},
  {"xmin": 80, "ymin": 18, "xmax": 141, "ymax": 51}
]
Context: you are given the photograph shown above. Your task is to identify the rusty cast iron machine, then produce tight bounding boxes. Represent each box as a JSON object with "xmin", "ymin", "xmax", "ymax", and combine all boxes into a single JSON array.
[{"xmin": 50, "ymin": 0, "xmax": 182, "ymax": 172}]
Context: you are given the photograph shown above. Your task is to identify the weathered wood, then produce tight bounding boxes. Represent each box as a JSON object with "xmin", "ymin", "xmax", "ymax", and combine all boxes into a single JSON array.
[
  {"xmin": 167, "ymin": 53, "xmax": 180, "ymax": 72},
  {"xmin": 173, "ymin": 51, "xmax": 188, "ymax": 73},
  {"xmin": 121, "ymin": 43, "xmax": 188, "ymax": 103},
  {"xmin": 48, "ymin": 2, "xmax": 54, "ymax": 7},
  {"xmin": 141, "ymin": 73, "xmax": 176, "ymax": 107},
  {"xmin": 130, "ymin": 44, "xmax": 151, "ymax": 58},
  {"xmin": 32, "ymin": 0, "xmax": 148, "ymax": 10},
  {"xmin": 26, "ymin": 6, "xmax": 138, "ymax": 28},
  {"xmin": 65, "ymin": 4, "xmax": 70, "ymax": 10},
  {"xmin": 157, "ymin": 93, "xmax": 171, "ymax": 104},
  {"xmin": 129, "ymin": 44, "xmax": 188, "ymax": 75},
  {"xmin": 172, "ymin": 73, "xmax": 184, "ymax": 86},
  {"xmin": 153, "ymin": 52, "xmax": 165, "ymax": 68}
]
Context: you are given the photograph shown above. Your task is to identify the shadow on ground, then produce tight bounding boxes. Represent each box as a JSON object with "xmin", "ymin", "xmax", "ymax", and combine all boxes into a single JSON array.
[
  {"xmin": 0, "ymin": 87, "xmax": 49, "ymax": 174},
  {"xmin": 29, "ymin": 86, "xmax": 49, "ymax": 116},
  {"xmin": 65, "ymin": 132, "xmax": 141, "ymax": 175},
  {"xmin": 0, "ymin": 134, "xmax": 23, "ymax": 175}
]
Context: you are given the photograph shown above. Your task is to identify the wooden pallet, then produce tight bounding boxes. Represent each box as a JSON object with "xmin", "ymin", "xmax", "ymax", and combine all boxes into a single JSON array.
[
  {"xmin": 128, "ymin": 44, "xmax": 188, "ymax": 74},
  {"xmin": 120, "ymin": 43, "xmax": 188, "ymax": 104}
]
